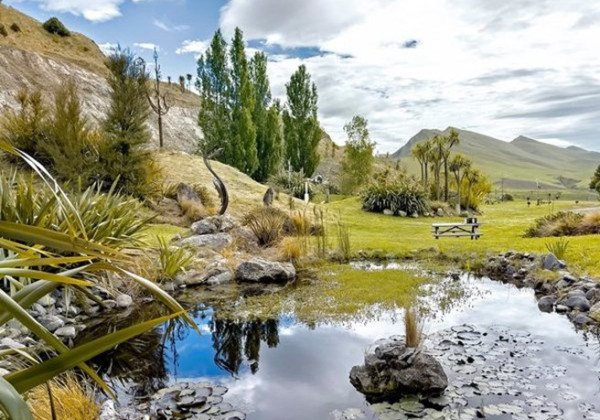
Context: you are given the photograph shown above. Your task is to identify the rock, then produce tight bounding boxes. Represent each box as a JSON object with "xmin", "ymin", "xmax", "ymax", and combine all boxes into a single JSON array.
[
  {"xmin": 436, "ymin": 208, "xmax": 444, "ymax": 217},
  {"xmin": 103, "ymin": 299, "xmax": 117, "ymax": 310},
  {"xmin": 54, "ymin": 326, "xmax": 77, "ymax": 339},
  {"xmin": 542, "ymin": 254, "xmax": 561, "ymax": 270},
  {"xmin": 349, "ymin": 338, "xmax": 448, "ymax": 401},
  {"xmin": 555, "ymin": 280, "xmax": 571, "ymax": 290},
  {"xmin": 191, "ymin": 219, "xmax": 218, "ymax": 235},
  {"xmin": 571, "ymin": 313, "xmax": 593, "ymax": 328},
  {"xmin": 39, "ymin": 315, "xmax": 65, "ymax": 332},
  {"xmin": 589, "ymin": 302, "xmax": 600, "ymax": 322},
  {"xmin": 235, "ymin": 258, "xmax": 296, "ymax": 283},
  {"xmin": 179, "ymin": 233, "xmax": 233, "ymax": 251},
  {"xmin": 38, "ymin": 295, "xmax": 56, "ymax": 307},
  {"xmin": 383, "ymin": 209, "xmax": 394, "ymax": 216},
  {"xmin": 555, "ymin": 304, "xmax": 569, "ymax": 313},
  {"xmin": 586, "ymin": 289, "xmax": 599, "ymax": 303},
  {"xmin": 561, "ymin": 295, "xmax": 590, "ymax": 312},
  {"xmin": 0, "ymin": 337, "xmax": 26, "ymax": 350},
  {"xmin": 116, "ymin": 294, "xmax": 133, "ymax": 309},
  {"xmin": 398, "ymin": 211, "xmax": 407, "ymax": 217},
  {"xmin": 562, "ymin": 274, "xmax": 577, "ymax": 283},
  {"xmin": 32, "ymin": 303, "xmax": 47, "ymax": 315},
  {"xmin": 205, "ymin": 270, "xmax": 233, "ymax": 285},
  {"xmin": 99, "ymin": 400, "xmax": 118, "ymax": 420},
  {"xmin": 410, "ymin": 212, "xmax": 419, "ymax": 218},
  {"xmin": 537, "ymin": 296, "xmax": 555, "ymax": 313}
]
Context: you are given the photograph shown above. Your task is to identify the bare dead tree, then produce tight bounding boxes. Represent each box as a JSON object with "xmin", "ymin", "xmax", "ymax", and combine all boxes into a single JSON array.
[
  {"xmin": 146, "ymin": 48, "xmax": 171, "ymax": 148},
  {"xmin": 203, "ymin": 147, "xmax": 229, "ymax": 215}
]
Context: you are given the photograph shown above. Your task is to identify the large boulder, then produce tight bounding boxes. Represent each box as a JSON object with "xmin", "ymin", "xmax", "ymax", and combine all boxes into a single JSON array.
[
  {"xmin": 541, "ymin": 254, "xmax": 566, "ymax": 270},
  {"xmin": 560, "ymin": 295, "xmax": 590, "ymax": 312},
  {"xmin": 179, "ymin": 233, "xmax": 232, "ymax": 251},
  {"xmin": 589, "ymin": 302, "xmax": 600, "ymax": 322},
  {"xmin": 235, "ymin": 258, "xmax": 296, "ymax": 283},
  {"xmin": 349, "ymin": 337, "xmax": 448, "ymax": 401}
]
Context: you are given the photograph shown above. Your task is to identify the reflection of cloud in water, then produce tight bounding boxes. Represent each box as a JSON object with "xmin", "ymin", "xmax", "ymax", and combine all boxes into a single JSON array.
[{"xmin": 163, "ymin": 276, "xmax": 600, "ymax": 420}]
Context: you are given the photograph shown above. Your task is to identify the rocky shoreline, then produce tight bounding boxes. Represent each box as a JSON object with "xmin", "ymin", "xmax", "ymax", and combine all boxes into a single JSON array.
[{"xmin": 483, "ymin": 251, "xmax": 600, "ymax": 330}]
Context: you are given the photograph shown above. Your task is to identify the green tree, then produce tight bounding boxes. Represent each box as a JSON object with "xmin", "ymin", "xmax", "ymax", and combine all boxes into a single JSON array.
[
  {"xmin": 449, "ymin": 154, "xmax": 471, "ymax": 213},
  {"xmin": 340, "ymin": 115, "xmax": 375, "ymax": 194},
  {"xmin": 283, "ymin": 65, "xmax": 321, "ymax": 177},
  {"xmin": 442, "ymin": 129, "xmax": 460, "ymax": 201},
  {"xmin": 430, "ymin": 135, "xmax": 445, "ymax": 200},
  {"xmin": 228, "ymin": 27, "xmax": 258, "ymax": 175},
  {"xmin": 590, "ymin": 164, "xmax": 600, "ymax": 193},
  {"xmin": 411, "ymin": 142, "xmax": 427, "ymax": 185},
  {"xmin": 197, "ymin": 30, "xmax": 232, "ymax": 156},
  {"xmin": 100, "ymin": 47, "xmax": 156, "ymax": 197},
  {"xmin": 250, "ymin": 51, "xmax": 282, "ymax": 182}
]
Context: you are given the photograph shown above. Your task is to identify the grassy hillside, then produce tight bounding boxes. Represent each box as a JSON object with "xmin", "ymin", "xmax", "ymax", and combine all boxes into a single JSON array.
[{"xmin": 392, "ymin": 127, "xmax": 600, "ymax": 191}]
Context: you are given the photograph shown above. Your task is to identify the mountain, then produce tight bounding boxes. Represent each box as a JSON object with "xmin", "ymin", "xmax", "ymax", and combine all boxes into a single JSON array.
[
  {"xmin": 392, "ymin": 127, "xmax": 600, "ymax": 190},
  {"xmin": 0, "ymin": 4, "xmax": 200, "ymax": 152}
]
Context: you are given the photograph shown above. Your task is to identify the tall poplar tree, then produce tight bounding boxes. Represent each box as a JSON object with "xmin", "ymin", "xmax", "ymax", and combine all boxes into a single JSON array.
[
  {"xmin": 282, "ymin": 65, "xmax": 321, "ymax": 177},
  {"xmin": 197, "ymin": 30, "xmax": 232, "ymax": 158},
  {"xmin": 340, "ymin": 115, "xmax": 375, "ymax": 194},
  {"xmin": 250, "ymin": 51, "xmax": 282, "ymax": 182},
  {"xmin": 229, "ymin": 28, "xmax": 257, "ymax": 175}
]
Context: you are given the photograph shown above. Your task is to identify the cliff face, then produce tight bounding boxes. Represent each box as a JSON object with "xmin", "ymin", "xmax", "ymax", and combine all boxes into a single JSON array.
[{"xmin": 0, "ymin": 45, "xmax": 201, "ymax": 152}]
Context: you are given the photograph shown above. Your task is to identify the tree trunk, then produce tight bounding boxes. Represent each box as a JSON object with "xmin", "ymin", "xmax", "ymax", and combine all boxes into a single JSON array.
[
  {"xmin": 424, "ymin": 159, "xmax": 428, "ymax": 184},
  {"xmin": 158, "ymin": 112, "xmax": 163, "ymax": 148},
  {"xmin": 455, "ymin": 173, "xmax": 461, "ymax": 214},
  {"xmin": 435, "ymin": 167, "xmax": 441, "ymax": 201},
  {"xmin": 443, "ymin": 158, "xmax": 449, "ymax": 202}
]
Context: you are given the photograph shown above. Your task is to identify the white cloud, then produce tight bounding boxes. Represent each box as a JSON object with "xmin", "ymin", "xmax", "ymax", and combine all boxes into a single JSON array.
[
  {"xmin": 98, "ymin": 42, "xmax": 118, "ymax": 55},
  {"xmin": 25, "ymin": 0, "xmax": 136, "ymax": 22},
  {"xmin": 134, "ymin": 42, "xmax": 159, "ymax": 51},
  {"xmin": 220, "ymin": 0, "xmax": 600, "ymax": 151},
  {"xmin": 175, "ymin": 40, "xmax": 209, "ymax": 55},
  {"xmin": 153, "ymin": 18, "xmax": 190, "ymax": 32}
]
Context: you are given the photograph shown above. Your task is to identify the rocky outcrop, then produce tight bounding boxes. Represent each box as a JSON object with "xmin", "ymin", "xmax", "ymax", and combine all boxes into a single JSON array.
[
  {"xmin": 0, "ymin": 45, "xmax": 200, "ymax": 152},
  {"xmin": 235, "ymin": 258, "xmax": 296, "ymax": 283},
  {"xmin": 349, "ymin": 337, "xmax": 448, "ymax": 401}
]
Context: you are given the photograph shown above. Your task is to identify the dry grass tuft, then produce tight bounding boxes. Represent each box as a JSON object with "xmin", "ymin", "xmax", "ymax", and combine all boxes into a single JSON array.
[
  {"xmin": 180, "ymin": 198, "xmax": 210, "ymax": 222},
  {"xmin": 27, "ymin": 373, "xmax": 100, "ymax": 420},
  {"xmin": 404, "ymin": 304, "xmax": 423, "ymax": 348},
  {"xmin": 243, "ymin": 207, "xmax": 288, "ymax": 247},
  {"xmin": 290, "ymin": 211, "xmax": 310, "ymax": 236},
  {"xmin": 280, "ymin": 236, "xmax": 304, "ymax": 262}
]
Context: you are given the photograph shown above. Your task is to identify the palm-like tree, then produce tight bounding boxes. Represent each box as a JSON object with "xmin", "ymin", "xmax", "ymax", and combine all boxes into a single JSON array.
[
  {"xmin": 431, "ymin": 135, "xmax": 446, "ymax": 200},
  {"xmin": 442, "ymin": 129, "xmax": 460, "ymax": 202},
  {"xmin": 464, "ymin": 167, "xmax": 482, "ymax": 211},
  {"xmin": 411, "ymin": 143, "xmax": 426, "ymax": 185},
  {"xmin": 449, "ymin": 154, "xmax": 471, "ymax": 213}
]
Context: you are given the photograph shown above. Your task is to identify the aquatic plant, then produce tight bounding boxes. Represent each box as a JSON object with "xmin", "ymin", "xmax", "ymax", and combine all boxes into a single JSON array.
[{"xmin": 156, "ymin": 235, "xmax": 193, "ymax": 281}]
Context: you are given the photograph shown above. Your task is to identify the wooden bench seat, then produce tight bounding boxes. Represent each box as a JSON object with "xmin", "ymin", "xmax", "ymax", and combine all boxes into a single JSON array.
[{"xmin": 431, "ymin": 222, "xmax": 481, "ymax": 240}]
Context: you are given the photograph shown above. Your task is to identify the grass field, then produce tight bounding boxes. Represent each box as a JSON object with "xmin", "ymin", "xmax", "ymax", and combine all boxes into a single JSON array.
[{"xmin": 325, "ymin": 198, "xmax": 600, "ymax": 276}]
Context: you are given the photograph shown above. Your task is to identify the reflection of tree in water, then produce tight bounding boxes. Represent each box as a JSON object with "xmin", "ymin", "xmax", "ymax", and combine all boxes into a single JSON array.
[{"xmin": 212, "ymin": 318, "xmax": 279, "ymax": 376}]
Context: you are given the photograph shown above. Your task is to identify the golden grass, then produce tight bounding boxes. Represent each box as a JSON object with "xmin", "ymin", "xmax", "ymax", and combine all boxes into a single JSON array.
[
  {"xmin": 27, "ymin": 373, "xmax": 100, "ymax": 420},
  {"xmin": 280, "ymin": 236, "xmax": 304, "ymax": 262},
  {"xmin": 325, "ymin": 198, "xmax": 600, "ymax": 276},
  {"xmin": 180, "ymin": 198, "xmax": 210, "ymax": 221}
]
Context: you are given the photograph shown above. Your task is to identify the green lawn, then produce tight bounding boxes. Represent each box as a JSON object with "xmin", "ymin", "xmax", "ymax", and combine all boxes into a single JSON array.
[{"xmin": 326, "ymin": 198, "xmax": 600, "ymax": 276}]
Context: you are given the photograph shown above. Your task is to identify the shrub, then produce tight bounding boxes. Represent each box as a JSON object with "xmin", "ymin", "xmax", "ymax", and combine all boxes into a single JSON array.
[
  {"xmin": 163, "ymin": 182, "xmax": 215, "ymax": 210},
  {"xmin": 545, "ymin": 238, "xmax": 569, "ymax": 260},
  {"xmin": 269, "ymin": 170, "xmax": 313, "ymax": 199},
  {"xmin": 10, "ymin": 23, "xmax": 21, "ymax": 32},
  {"xmin": 580, "ymin": 212, "xmax": 600, "ymax": 235},
  {"xmin": 524, "ymin": 212, "xmax": 584, "ymax": 237},
  {"xmin": 0, "ymin": 23, "xmax": 7, "ymax": 36},
  {"xmin": 361, "ymin": 171, "xmax": 429, "ymax": 216},
  {"xmin": 280, "ymin": 237, "xmax": 303, "ymax": 262},
  {"xmin": 156, "ymin": 236, "xmax": 193, "ymax": 281},
  {"xmin": 337, "ymin": 219, "xmax": 351, "ymax": 262},
  {"xmin": 42, "ymin": 17, "xmax": 71, "ymax": 36},
  {"xmin": 243, "ymin": 207, "xmax": 287, "ymax": 247},
  {"xmin": 27, "ymin": 373, "xmax": 100, "ymax": 420}
]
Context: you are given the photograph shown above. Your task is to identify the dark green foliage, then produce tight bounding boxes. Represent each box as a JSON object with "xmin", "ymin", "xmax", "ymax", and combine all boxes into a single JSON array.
[
  {"xmin": 10, "ymin": 23, "xmax": 21, "ymax": 32},
  {"xmin": 0, "ymin": 90, "xmax": 49, "ymax": 164},
  {"xmin": 590, "ymin": 164, "xmax": 600, "ymax": 193},
  {"xmin": 0, "ymin": 24, "xmax": 7, "ymax": 37},
  {"xmin": 41, "ymin": 81, "xmax": 100, "ymax": 184},
  {"xmin": 250, "ymin": 52, "xmax": 282, "ymax": 182},
  {"xmin": 243, "ymin": 207, "xmax": 288, "ymax": 247},
  {"xmin": 361, "ymin": 171, "xmax": 430, "ymax": 216},
  {"xmin": 42, "ymin": 17, "xmax": 70, "ymax": 37},
  {"xmin": 283, "ymin": 65, "xmax": 321, "ymax": 177},
  {"xmin": 100, "ymin": 47, "xmax": 158, "ymax": 198}
]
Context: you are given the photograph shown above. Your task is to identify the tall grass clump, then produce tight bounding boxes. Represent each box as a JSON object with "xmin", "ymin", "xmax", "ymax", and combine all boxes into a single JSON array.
[
  {"xmin": 27, "ymin": 373, "xmax": 100, "ymax": 420},
  {"xmin": 404, "ymin": 304, "xmax": 422, "ymax": 348},
  {"xmin": 545, "ymin": 238, "xmax": 570, "ymax": 260},
  {"xmin": 156, "ymin": 236, "xmax": 193, "ymax": 281},
  {"xmin": 314, "ymin": 207, "xmax": 328, "ymax": 259},
  {"xmin": 361, "ymin": 170, "xmax": 429, "ymax": 216},
  {"xmin": 244, "ymin": 207, "xmax": 287, "ymax": 247},
  {"xmin": 337, "ymin": 219, "xmax": 351, "ymax": 262},
  {"xmin": 280, "ymin": 237, "xmax": 303, "ymax": 263},
  {"xmin": 524, "ymin": 211, "xmax": 587, "ymax": 237}
]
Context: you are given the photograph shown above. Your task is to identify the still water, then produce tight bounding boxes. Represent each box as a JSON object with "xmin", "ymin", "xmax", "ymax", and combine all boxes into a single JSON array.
[{"xmin": 155, "ymin": 273, "xmax": 600, "ymax": 419}]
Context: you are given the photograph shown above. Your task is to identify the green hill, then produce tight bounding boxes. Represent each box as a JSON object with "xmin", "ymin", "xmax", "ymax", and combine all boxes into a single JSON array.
[{"xmin": 392, "ymin": 127, "xmax": 600, "ymax": 191}]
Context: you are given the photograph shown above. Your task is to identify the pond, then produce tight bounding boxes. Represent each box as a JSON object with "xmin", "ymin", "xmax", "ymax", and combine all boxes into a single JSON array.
[{"xmin": 92, "ymin": 266, "xmax": 600, "ymax": 419}]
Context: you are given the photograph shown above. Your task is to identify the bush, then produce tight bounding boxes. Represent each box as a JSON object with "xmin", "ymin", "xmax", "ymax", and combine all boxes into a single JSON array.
[
  {"xmin": 361, "ymin": 171, "xmax": 430, "ymax": 216},
  {"xmin": 10, "ymin": 23, "xmax": 21, "ymax": 32},
  {"xmin": 243, "ymin": 207, "xmax": 288, "ymax": 247},
  {"xmin": 269, "ymin": 170, "xmax": 313, "ymax": 199},
  {"xmin": 545, "ymin": 238, "xmax": 569, "ymax": 260},
  {"xmin": 42, "ymin": 17, "xmax": 71, "ymax": 36},
  {"xmin": 156, "ymin": 236, "xmax": 193, "ymax": 281},
  {"xmin": 280, "ymin": 236, "xmax": 303, "ymax": 262},
  {"xmin": 0, "ymin": 23, "xmax": 7, "ymax": 36},
  {"xmin": 524, "ymin": 211, "xmax": 584, "ymax": 238},
  {"xmin": 163, "ymin": 182, "xmax": 215, "ymax": 210},
  {"xmin": 0, "ymin": 170, "xmax": 149, "ymax": 247}
]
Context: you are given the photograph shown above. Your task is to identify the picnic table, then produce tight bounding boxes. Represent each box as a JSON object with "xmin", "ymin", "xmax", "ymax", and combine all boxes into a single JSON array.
[{"xmin": 432, "ymin": 219, "xmax": 481, "ymax": 240}]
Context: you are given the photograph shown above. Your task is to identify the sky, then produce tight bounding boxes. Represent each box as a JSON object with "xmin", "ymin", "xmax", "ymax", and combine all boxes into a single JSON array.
[{"xmin": 5, "ymin": 0, "xmax": 600, "ymax": 153}]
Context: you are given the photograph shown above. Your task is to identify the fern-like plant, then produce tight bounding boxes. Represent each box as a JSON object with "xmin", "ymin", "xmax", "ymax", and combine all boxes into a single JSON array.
[
  {"xmin": 156, "ymin": 236, "xmax": 193, "ymax": 281},
  {"xmin": 545, "ymin": 238, "xmax": 570, "ymax": 260}
]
